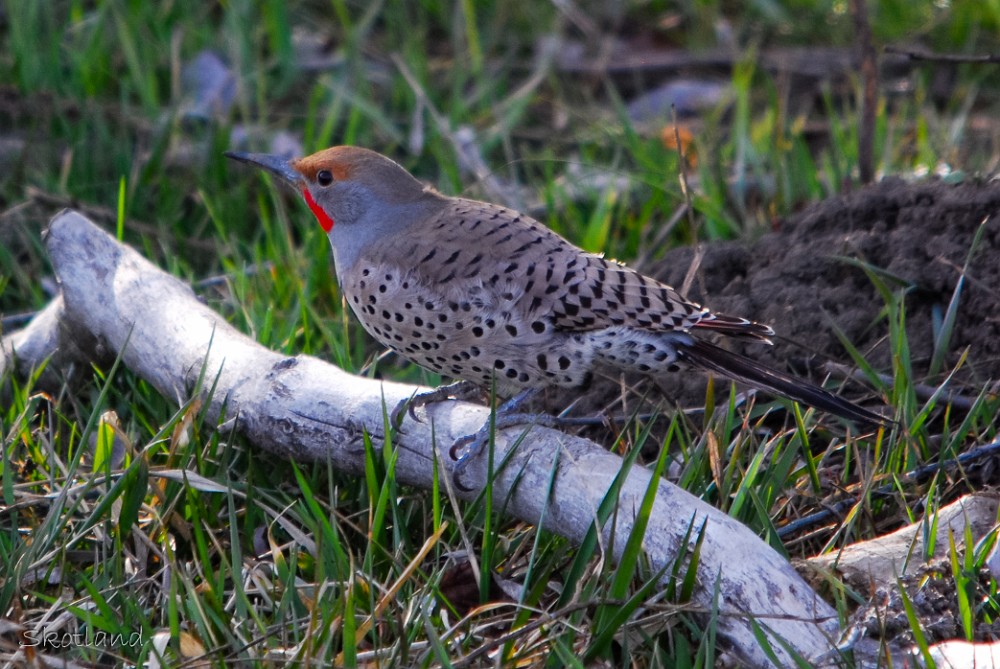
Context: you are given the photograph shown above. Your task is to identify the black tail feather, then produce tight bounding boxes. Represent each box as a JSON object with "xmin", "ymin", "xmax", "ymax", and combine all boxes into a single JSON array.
[{"xmin": 677, "ymin": 339, "xmax": 888, "ymax": 426}]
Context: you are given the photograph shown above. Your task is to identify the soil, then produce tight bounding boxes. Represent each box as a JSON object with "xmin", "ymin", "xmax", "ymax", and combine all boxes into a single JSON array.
[{"xmin": 645, "ymin": 176, "xmax": 1000, "ymax": 407}]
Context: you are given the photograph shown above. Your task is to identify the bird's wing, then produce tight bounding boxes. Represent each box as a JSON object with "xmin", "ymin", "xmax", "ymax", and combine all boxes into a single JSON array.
[{"xmin": 377, "ymin": 198, "xmax": 772, "ymax": 340}]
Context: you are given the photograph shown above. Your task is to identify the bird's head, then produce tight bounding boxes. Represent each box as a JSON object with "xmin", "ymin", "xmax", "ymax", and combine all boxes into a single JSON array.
[{"xmin": 226, "ymin": 145, "xmax": 436, "ymax": 231}]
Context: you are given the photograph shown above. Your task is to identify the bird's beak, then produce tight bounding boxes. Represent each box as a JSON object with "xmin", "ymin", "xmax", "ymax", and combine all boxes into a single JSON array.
[{"xmin": 224, "ymin": 151, "xmax": 302, "ymax": 188}]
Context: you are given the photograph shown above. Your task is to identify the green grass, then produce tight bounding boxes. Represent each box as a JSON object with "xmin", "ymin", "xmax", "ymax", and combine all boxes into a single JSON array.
[{"xmin": 3, "ymin": 0, "xmax": 1000, "ymax": 666}]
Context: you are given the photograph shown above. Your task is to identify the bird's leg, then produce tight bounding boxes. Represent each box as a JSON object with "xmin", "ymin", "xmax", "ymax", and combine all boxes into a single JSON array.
[
  {"xmin": 391, "ymin": 380, "xmax": 486, "ymax": 429},
  {"xmin": 450, "ymin": 388, "xmax": 563, "ymax": 489},
  {"xmin": 495, "ymin": 387, "xmax": 543, "ymax": 415}
]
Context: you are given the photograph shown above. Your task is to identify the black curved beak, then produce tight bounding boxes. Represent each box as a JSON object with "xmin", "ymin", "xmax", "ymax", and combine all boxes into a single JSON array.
[{"xmin": 224, "ymin": 151, "xmax": 302, "ymax": 188}]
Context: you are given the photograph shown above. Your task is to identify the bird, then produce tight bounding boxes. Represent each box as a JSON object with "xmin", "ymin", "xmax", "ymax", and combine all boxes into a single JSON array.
[{"xmin": 225, "ymin": 146, "xmax": 885, "ymax": 428}]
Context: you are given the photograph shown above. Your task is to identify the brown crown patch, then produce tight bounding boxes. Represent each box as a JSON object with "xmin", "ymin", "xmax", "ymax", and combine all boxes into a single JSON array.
[{"xmin": 292, "ymin": 147, "xmax": 356, "ymax": 182}]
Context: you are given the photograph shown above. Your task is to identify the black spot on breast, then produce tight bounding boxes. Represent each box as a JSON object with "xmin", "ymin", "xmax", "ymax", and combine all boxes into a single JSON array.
[
  {"xmin": 494, "ymin": 359, "xmax": 505, "ymax": 369},
  {"xmin": 558, "ymin": 356, "xmax": 571, "ymax": 370},
  {"xmin": 537, "ymin": 354, "xmax": 548, "ymax": 370},
  {"xmin": 505, "ymin": 325, "xmax": 518, "ymax": 336},
  {"xmin": 472, "ymin": 326, "xmax": 484, "ymax": 337},
  {"xmin": 531, "ymin": 321, "xmax": 545, "ymax": 333},
  {"xmin": 505, "ymin": 368, "xmax": 518, "ymax": 379}
]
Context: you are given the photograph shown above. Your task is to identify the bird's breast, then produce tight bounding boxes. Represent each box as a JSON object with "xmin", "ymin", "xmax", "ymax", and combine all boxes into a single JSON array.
[{"xmin": 339, "ymin": 262, "xmax": 596, "ymax": 392}]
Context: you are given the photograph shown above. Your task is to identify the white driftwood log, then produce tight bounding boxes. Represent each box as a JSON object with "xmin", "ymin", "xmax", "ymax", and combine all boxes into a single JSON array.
[
  {"xmin": 2, "ymin": 209, "xmax": 844, "ymax": 667},
  {"xmin": 807, "ymin": 494, "xmax": 999, "ymax": 588}
]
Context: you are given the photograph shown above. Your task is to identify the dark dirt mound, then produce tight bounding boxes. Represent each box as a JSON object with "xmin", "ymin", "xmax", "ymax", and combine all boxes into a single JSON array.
[{"xmin": 647, "ymin": 177, "xmax": 1000, "ymax": 407}]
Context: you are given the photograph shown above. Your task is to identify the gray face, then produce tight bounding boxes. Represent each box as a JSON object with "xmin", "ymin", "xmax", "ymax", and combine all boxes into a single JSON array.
[{"xmin": 298, "ymin": 154, "xmax": 447, "ymax": 275}]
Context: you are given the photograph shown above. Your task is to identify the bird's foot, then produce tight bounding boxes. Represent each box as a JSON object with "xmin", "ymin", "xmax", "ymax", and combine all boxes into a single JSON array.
[
  {"xmin": 449, "ymin": 388, "xmax": 557, "ymax": 490},
  {"xmin": 391, "ymin": 380, "xmax": 486, "ymax": 430}
]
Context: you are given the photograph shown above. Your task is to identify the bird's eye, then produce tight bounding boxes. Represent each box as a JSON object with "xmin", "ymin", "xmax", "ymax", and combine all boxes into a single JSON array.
[{"xmin": 316, "ymin": 169, "xmax": 334, "ymax": 187}]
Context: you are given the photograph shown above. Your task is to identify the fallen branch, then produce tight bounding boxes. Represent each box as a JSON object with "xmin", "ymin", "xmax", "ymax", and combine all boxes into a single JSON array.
[{"xmin": 3, "ymin": 209, "xmax": 845, "ymax": 668}]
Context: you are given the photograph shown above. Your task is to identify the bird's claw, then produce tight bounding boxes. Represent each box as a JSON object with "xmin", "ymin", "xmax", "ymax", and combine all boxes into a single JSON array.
[
  {"xmin": 390, "ymin": 380, "xmax": 487, "ymax": 432},
  {"xmin": 449, "ymin": 411, "xmax": 563, "ymax": 490}
]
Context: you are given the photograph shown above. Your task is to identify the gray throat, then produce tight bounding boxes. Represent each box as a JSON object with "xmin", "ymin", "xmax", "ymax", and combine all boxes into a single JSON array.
[{"xmin": 328, "ymin": 196, "xmax": 445, "ymax": 280}]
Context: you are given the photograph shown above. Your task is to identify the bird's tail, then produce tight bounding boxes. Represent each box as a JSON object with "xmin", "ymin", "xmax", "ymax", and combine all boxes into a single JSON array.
[{"xmin": 676, "ymin": 339, "xmax": 887, "ymax": 425}]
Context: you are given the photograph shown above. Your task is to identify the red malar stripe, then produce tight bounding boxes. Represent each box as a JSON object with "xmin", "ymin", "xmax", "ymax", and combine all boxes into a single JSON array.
[{"xmin": 303, "ymin": 189, "xmax": 334, "ymax": 232}]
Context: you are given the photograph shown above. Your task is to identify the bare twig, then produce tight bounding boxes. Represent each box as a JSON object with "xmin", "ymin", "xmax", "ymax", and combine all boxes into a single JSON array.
[
  {"xmin": 849, "ymin": 0, "xmax": 877, "ymax": 185},
  {"xmin": 822, "ymin": 360, "xmax": 979, "ymax": 412},
  {"xmin": 778, "ymin": 436, "xmax": 1000, "ymax": 539},
  {"xmin": 884, "ymin": 45, "xmax": 1000, "ymax": 64}
]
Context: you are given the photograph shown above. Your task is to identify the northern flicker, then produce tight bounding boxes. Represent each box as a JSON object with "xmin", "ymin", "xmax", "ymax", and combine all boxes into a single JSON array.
[{"xmin": 226, "ymin": 146, "xmax": 885, "ymax": 426}]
